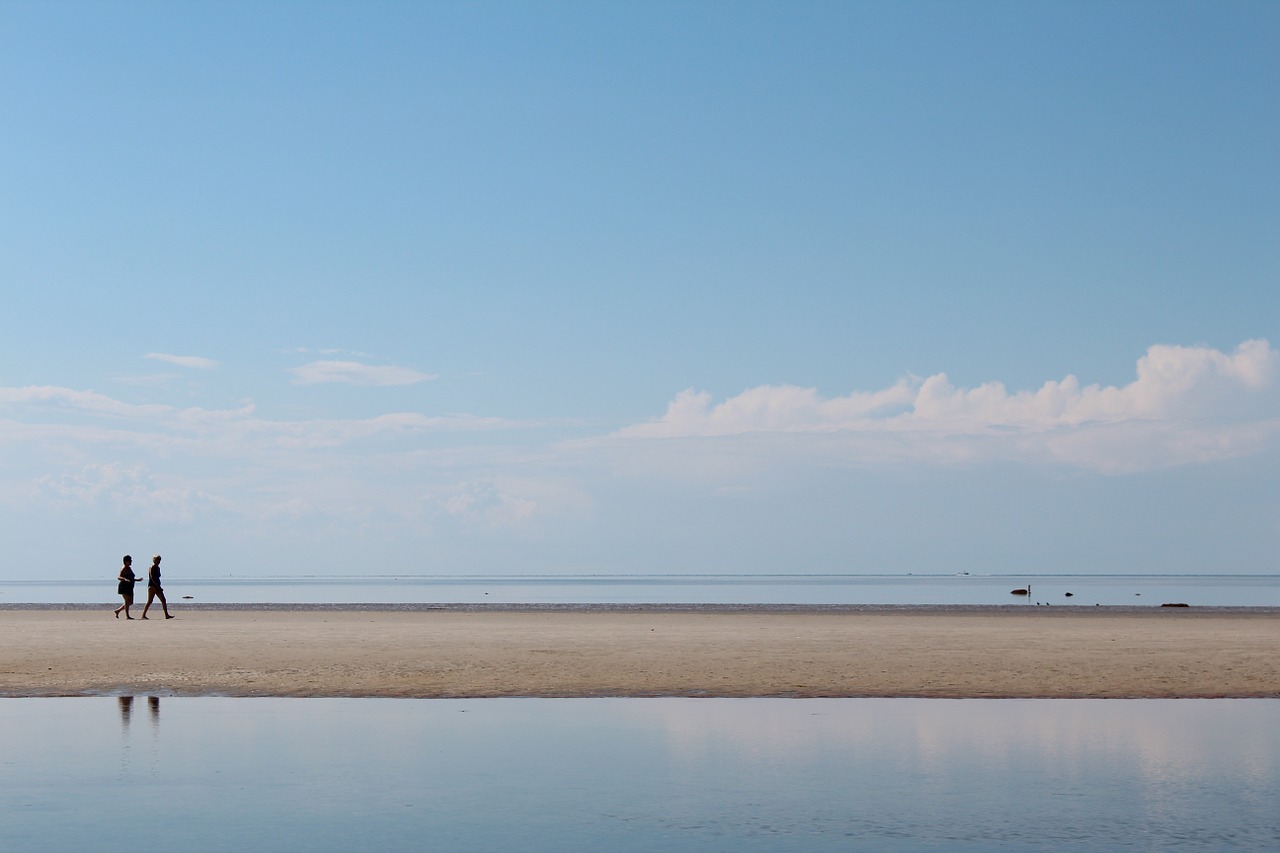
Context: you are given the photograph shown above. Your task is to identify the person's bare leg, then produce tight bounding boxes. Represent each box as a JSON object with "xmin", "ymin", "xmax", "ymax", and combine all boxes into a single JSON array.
[
  {"xmin": 141, "ymin": 588, "xmax": 154, "ymax": 619},
  {"xmin": 158, "ymin": 589, "xmax": 172, "ymax": 618}
]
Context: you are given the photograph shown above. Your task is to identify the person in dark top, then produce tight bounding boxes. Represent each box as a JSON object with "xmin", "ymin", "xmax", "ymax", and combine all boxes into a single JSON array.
[
  {"xmin": 140, "ymin": 554, "xmax": 173, "ymax": 620},
  {"xmin": 114, "ymin": 555, "xmax": 141, "ymax": 619}
]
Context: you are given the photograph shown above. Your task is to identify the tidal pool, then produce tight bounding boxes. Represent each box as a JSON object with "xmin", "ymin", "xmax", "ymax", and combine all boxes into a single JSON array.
[{"xmin": 1, "ymin": 698, "xmax": 1276, "ymax": 851}]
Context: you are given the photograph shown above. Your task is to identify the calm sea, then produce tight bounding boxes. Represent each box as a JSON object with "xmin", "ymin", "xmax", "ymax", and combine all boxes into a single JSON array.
[
  {"xmin": 3, "ymin": 572, "xmax": 1279, "ymax": 607},
  {"xmin": 1, "ymin": 697, "xmax": 1276, "ymax": 852}
]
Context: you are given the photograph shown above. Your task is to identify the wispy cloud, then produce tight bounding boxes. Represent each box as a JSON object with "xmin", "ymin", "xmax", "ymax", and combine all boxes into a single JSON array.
[
  {"xmin": 288, "ymin": 347, "xmax": 373, "ymax": 358},
  {"xmin": 0, "ymin": 385, "xmax": 174, "ymax": 419},
  {"xmin": 289, "ymin": 360, "xmax": 436, "ymax": 386},
  {"xmin": 0, "ymin": 391, "xmax": 521, "ymax": 455},
  {"xmin": 112, "ymin": 373, "xmax": 181, "ymax": 388},
  {"xmin": 0, "ymin": 383, "xmax": 552, "ymax": 526},
  {"xmin": 146, "ymin": 353, "xmax": 219, "ymax": 370},
  {"xmin": 35, "ymin": 462, "xmax": 233, "ymax": 522}
]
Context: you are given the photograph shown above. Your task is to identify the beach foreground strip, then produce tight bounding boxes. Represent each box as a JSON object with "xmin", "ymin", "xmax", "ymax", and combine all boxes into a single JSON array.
[{"xmin": 2, "ymin": 607, "xmax": 1277, "ymax": 699}]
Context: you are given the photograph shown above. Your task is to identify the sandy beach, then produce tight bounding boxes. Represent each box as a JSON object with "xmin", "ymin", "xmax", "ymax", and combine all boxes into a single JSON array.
[{"xmin": 1, "ymin": 606, "xmax": 1277, "ymax": 699}]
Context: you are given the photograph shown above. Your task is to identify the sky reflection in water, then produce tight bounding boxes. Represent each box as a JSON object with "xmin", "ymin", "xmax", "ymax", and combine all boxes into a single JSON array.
[{"xmin": 1, "ymin": 698, "xmax": 1277, "ymax": 852}]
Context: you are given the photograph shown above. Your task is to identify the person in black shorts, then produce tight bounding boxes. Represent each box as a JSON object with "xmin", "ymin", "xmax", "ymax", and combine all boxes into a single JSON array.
[
  {"xmin": 114, "ymin": 555, "xmax": 141, "ymax": 619},
  {"xmin": 140, "ymin": 554, "xmax": 173, "ymax": 620}
]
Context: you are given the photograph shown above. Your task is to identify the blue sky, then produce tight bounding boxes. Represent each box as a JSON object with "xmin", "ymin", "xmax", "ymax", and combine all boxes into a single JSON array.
[{"xmin": 2, "ymin": 1, "xmax": 1277, "ymax": 579}]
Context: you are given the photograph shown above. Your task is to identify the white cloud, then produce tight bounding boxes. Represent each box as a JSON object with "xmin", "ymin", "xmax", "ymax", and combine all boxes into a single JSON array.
[
  {"xmin": 0, "ymin": 383, "xmax": 555, "ymax": 530},
  {"xmin": 441, "ymin": 481, "xmax": 540, "ymax": 528},
  {"xmin": 112, "ymin": 373, "xmax": 181, "ymax": 387},
  {"xmin": 289, "ymin": 360, "xmax": 436, "ymax": 386},
  {"xmin": 616, "ymin": 340, "xmax": 1280, "ymax": 472},
  {"xmin": 3, "ymin": 340, "xmax": 1277, "ymax": 545},
  {"xmin": 0, "ymin": 381, "xmax": 535, "ymax": 473},
  {"xmin": 620, "ymin": 380, "xmax": 917, "ymax": 438},
  {"xmin": 34, "ymin": 462, "xmax": 233, "ymax": 522},
  {"xmin": 146, "ymin": 353, "xmax": 219, "ymax": 369},
  {"xmin": 0, "ymin": 385, "xmax": 174, "ymax": 419},
  {"xmin": 0, "ymin": 391, "xmax": 525, "ymax": 461},
  {"xmin": 288, "ymin": 347, "xmax": 373, "ymax": 358}
]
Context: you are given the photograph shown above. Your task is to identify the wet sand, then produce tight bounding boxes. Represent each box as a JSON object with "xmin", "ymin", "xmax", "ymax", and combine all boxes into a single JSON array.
[{"xmin": 1, "ymin": 607, "xmax": 1277, "ymax": 698}]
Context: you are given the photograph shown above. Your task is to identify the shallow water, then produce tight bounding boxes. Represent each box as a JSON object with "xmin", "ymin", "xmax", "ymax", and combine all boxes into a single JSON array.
[
  {"xmin": 5, "ymin": 572, "xmax": 1280, "ymax": 606},
  {"xmin": 1, "ymin": 698, "xmax": 1276, "ymax": 851}
]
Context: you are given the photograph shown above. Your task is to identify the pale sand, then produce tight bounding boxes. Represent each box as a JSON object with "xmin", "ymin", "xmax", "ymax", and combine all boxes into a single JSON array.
[{"xmin": 1, "ymin": 607, "xmax": 1277, "ymax": 699}]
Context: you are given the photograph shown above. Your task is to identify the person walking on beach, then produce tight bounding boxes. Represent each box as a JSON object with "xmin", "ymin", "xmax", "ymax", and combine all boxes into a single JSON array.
[
  {"xmin": 140, "ymin": 554, "xmax": 173, "ymax": 620},
  {"xmin": 114, "ymin": 555, "xmax": 141, "ymax": 619}
]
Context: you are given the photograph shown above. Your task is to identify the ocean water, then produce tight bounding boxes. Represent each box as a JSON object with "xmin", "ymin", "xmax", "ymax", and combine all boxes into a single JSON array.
[
  {"xmin": 3, "ymin": 572, "xmax": 1280, "ymax": 607},
  {"xmin": 1, "ymin": 697, "xmax": 1276, "ymax": 852}
]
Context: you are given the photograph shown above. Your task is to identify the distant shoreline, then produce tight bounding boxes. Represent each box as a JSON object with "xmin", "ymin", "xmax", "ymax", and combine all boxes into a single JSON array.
[
  {"xmin": 2, "ymin": 596, "xmax": 1280, "ymax": 612},
  {"xmin": 5, "ymin": 572, "xmax": 1278, "ymax": 609},
  {"xmin": 2, "ymin": 602, "xmax": 1279, "ymax": 615}
]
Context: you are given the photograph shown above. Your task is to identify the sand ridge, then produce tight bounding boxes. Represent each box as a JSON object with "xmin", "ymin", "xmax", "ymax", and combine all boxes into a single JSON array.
[{"xmin": 1, "ymin": 606, "xmax": 1277, "ymax": 699}]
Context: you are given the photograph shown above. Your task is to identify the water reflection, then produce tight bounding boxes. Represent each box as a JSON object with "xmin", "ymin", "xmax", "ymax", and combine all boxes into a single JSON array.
[
  {"xmin": 116, "ymin": 695, "xmax": 161, "ymax": 733},
  {"xmin": 1, "ymin": 698, "xmax": 1277, "ymax": 852}
]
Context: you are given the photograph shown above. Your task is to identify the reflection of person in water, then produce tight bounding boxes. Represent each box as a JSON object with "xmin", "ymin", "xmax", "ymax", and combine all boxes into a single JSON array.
[
  {"xmin": 118, "ymin": 696, "xmax": 159, "ymax": 732},
  {"xmin": 115, "ymin": 556, "xmax": 141, "ymax": 619},
  {"xmin": 140, "ymin": 555, "xmax": 173, "ymax": 620}
]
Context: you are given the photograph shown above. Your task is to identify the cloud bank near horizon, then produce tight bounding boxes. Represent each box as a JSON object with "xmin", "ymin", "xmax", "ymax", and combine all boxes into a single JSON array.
[
  {"xmin": 616, "ymin": 340, "xmax": 1280, "ymax": 473},
  {"xmin": 0, "ymin": 340, "xmax": 1276, "ymax": 536},
  {"xmin": 3, "ymin": 340, "xmax": 1276, "ymax": 473}
]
